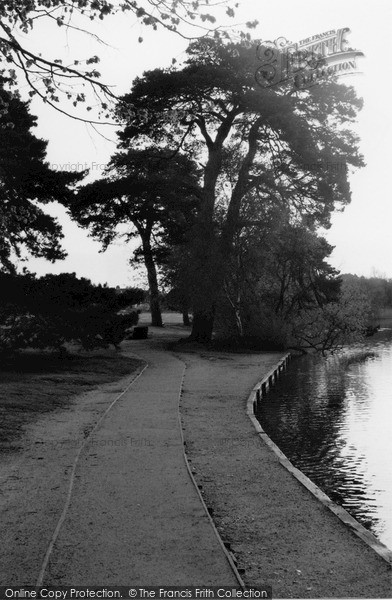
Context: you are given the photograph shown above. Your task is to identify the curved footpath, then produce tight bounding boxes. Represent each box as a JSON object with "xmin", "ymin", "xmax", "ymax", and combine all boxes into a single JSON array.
[
  {"xmin": 0, "ymin": 328, "xmax": 238, "ymax": 586},
  {"xmin": 0, "ymin": 324, "xmax": 391, "ymax": 597}
]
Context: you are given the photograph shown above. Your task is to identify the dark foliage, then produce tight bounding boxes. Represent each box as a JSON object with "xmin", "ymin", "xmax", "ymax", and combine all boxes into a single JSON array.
[
  {"xmin": 0, "ymin": 77, "xmax": 83, "ymax": 272},
  {"xmin": 0, "ymin": 272, "xmax": 139, "ymax": 352}
]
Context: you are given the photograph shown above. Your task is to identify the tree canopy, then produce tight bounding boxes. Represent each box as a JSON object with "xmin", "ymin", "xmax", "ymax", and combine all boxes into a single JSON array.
[
  {"xmin": 115, "ymin": 38, "xmax": 364, "ymax": 341},
  {"xmin": 67, "ymin": 147, "xmax": 200, "ymax": 325},
  {"xmin": 0, "ymin": 77, "xmax": 82, "ymax": 272}
]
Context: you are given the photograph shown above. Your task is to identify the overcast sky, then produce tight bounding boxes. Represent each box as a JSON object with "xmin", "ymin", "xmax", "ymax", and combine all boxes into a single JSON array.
[{"xmin": 18, "ymin": 0, "xmax": 392, "ymax": 286}]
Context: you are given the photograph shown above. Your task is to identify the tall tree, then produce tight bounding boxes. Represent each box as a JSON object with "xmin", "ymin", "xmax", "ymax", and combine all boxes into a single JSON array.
[
  {"xmin": 0, "ymin": 77, "xmax": 82, "ymax": 272},
  {"xmin": 114, "ymin": 39, "xmax": 364, "ymax": 341},
  {"xmin": 67, "ymin": 148, "xmax": 200, "ymax": 326}
]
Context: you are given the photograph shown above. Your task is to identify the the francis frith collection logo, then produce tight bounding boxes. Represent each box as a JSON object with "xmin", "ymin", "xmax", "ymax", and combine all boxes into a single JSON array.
[{"xmin": 255, "ymin": 28, "xmax": 364, "ymax": 90}]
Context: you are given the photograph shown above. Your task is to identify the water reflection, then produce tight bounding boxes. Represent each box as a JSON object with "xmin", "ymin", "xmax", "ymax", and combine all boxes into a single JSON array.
[{"xmin": 256, "ymin": 337, "xmax": 392, "ymax": 550}]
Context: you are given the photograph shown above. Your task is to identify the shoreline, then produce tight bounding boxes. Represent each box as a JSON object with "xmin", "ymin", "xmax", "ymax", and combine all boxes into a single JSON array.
[
  {"xmin": 246, "ymin": 353, "xmax": 392, "ymax": 567},
  {"xmin": 177, "ymin": 343, "xmax": 392, "ymax": 598}
]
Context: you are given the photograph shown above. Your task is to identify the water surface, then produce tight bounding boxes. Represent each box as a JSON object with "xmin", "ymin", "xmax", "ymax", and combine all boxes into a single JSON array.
[{"xmin": 256, "ymin": 334, "xmax": 392, "ymax": 550}]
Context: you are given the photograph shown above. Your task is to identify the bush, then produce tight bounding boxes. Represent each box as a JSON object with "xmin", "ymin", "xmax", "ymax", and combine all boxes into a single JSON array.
[
  {"xmin": 116, "ymin": 287, "xmax": 146, "ymax": 308},
  {"xmin": 0, "ymin": 273, "xmax": 139, "ymax": 352},
  {"xmin": 0, "ymin": 314, "xmax": 60, "ymax": 352},
  {"xmin": 102, "ymin": 311, "xmax": 139, "ymax": 348}
]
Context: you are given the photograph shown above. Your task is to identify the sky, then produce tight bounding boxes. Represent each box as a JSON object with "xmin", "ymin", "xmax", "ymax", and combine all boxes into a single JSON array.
[{"xmin": 12, "ymin": 0, "xmax": 392, "ymax": 286}]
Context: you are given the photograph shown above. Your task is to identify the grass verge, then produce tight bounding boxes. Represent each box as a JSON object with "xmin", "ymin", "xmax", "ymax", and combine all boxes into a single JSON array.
[{"xmin": 0, "ymin": 349, "xmax": 142, "ymax": 452}]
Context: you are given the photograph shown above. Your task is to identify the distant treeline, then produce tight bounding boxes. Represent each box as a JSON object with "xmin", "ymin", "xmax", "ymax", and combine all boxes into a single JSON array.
[{"xmin": 342, "ymin": 274, "xmax": 392, "ymax": 314}]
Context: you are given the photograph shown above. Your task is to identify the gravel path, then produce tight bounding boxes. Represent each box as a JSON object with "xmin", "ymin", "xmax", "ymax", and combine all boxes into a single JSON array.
[{"xmin": 0, "ymin": 330, "xmax": 238, "ymax": 586}]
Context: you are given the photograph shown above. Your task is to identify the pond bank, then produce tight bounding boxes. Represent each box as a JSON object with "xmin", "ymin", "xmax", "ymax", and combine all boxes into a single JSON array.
[
  {"xmin": 254, "ymin": 340, "xmax": 392, "ymax": 558},
  {"xmin": 177, "ymin": 345, "xmax": 392, "ymax": 598}
]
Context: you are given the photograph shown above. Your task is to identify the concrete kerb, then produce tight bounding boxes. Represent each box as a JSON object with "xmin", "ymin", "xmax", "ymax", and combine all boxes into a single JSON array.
[{"xmin": 246, "ymin": 352, "xmax": 392, "ymax": 568}]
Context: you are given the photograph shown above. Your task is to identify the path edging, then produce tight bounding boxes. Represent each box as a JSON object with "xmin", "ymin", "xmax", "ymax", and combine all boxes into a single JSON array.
[
  {"xmin": 246, "ymin": 352, "xmax": 392, "ymax": 568},
  {"xmin": 175, "ymin": 353, "xmax": 246, "ymax": 588}
]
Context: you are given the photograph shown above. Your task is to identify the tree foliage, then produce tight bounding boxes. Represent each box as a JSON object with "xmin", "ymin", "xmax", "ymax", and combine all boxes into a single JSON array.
[
  {"xmin": 117, "ymin": 286, "xmax": 146, "ymax": 306},
  {"xmin": 215, "ymin": 204, "xmax": 342, "ymax": 343},
  {"xmin": 214, "ymin": 209, "xmax": 371, "ymax": 352},
  {"xmin": 289, "ymin": 278, "xmax": 371, "ymax": 354},
  {"xmin": 0, "ymin": 77, "xmax": 82, "ymax": 272},
  {"xmin": 0, "ymin": 0, "xmax": 244, "ymax": 119},
  {"xmin": 342, "ymin": 273, "xmax": 392, "ymax": 315}
]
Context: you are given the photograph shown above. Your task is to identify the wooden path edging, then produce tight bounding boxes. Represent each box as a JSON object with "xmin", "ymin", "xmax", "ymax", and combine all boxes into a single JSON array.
[{"xmin": 246, "ymin": 352, "xmax": 392, "ymax": 567}]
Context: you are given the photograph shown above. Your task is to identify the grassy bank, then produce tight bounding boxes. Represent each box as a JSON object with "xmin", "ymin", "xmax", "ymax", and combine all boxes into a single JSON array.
[{"xmin": 0, "ymin": 349, "xmax": 142, "ymax": 452}]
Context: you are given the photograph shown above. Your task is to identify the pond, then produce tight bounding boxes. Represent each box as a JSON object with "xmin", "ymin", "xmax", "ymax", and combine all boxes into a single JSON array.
[{"xmin": 256, "ymin": 331, "xmax": 392, "ymax": 550}]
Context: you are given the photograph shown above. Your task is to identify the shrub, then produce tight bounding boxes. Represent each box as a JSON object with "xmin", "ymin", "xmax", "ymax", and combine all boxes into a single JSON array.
[{"xmin": 0, "ymin": 273, "xmax": 139, "ymax": 352}]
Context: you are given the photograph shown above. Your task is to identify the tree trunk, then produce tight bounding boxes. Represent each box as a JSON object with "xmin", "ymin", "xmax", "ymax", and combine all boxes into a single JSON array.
[
  {"xmin": 188, "ymin": 223, "xmax": 222, "ymax": 342},
  {"xmin": 141, "ymin": 236, "xmax": 163, "ymax": 327},
  {"xmin": 150, "ymin": 290, "xmax": 163, "ymax": 327},
  {"xmin": 182, "ymin": 307, "xmax": 190, "ymax": 326},
  {"xmin": 187, "ymin": 118, "xmax": 239, "ymax": 342},
  {"xmin": 190, "ymin": 309, "xmax": 215, "ymax": 343}
]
